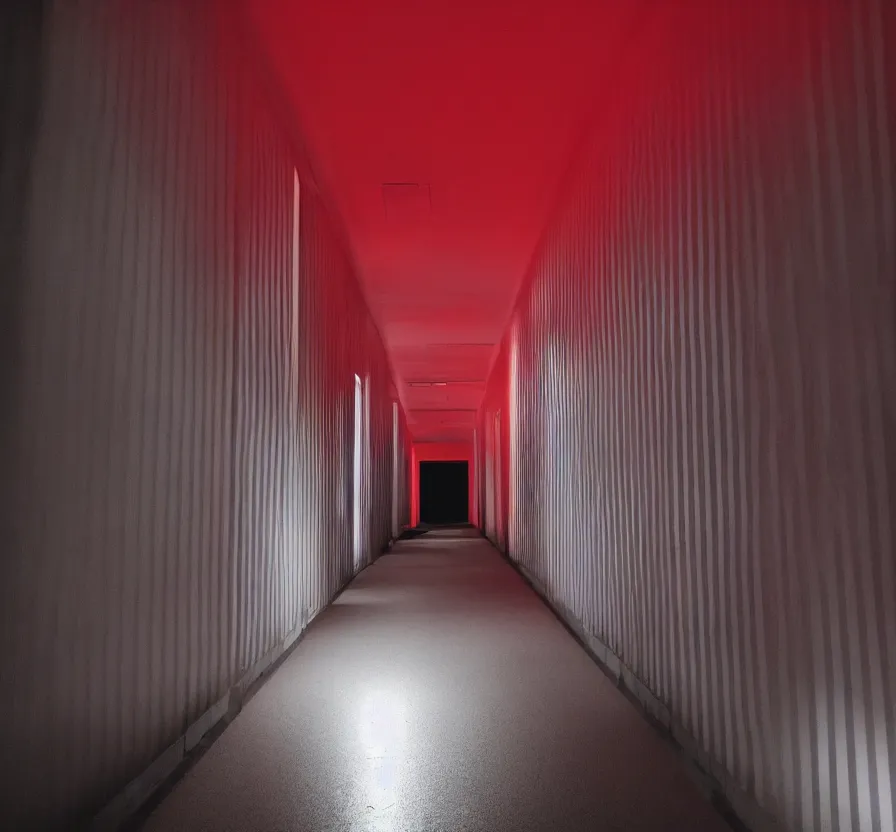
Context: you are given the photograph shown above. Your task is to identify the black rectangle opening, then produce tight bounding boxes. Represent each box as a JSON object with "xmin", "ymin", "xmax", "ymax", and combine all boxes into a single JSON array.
[{"xmin": 419, "ymin": 461, "xmax": 469, "ymax": 525}]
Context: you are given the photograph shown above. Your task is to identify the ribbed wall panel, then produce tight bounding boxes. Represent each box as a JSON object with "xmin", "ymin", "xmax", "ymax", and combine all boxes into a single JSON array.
[
  {"xmin": 479, "ymin": 3, "xmax": 895, "ymax": 830},
  {"xmin": 0, "ymin": 1, "xmax": 406, "ymax": 827},
  {"xmin": 299, "ymin": 190, "xmax": 400, "ymax": 614}
]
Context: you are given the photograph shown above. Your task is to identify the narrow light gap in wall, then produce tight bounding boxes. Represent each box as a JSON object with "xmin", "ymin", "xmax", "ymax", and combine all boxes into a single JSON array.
[{"xmin": 353, "ymin": 374, "xmax": 363, "ymax": 570}]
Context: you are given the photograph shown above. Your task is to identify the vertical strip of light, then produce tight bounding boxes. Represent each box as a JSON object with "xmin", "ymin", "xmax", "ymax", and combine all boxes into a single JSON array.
[
  {"xmin": 508, "ymin": 325, "xmax": 518, "ymax": 553},
  {"xmin": 363, "ymin": 373, "xmax": 371, "ymax": 560},
  {"xmin": 291, "ymin": 170, "xmax": 302, "ymax": 626},
  {"xmin": 392, "ymin": 402, "xmax": 399, "ymax": 538},
  {"xmin": 472, "ymin": 429, "xmax": 478, "ymax": 528},
  {"xmin": 291, "ymin": 170, "xmax": 300, "ymax": 365},
  {"xmin": 353, "ymin": 374, "xmax": 363, "ymax": 570},
  {"xmin": 494, "ymin": 412, "xmax": 502, "ymax": 549}
]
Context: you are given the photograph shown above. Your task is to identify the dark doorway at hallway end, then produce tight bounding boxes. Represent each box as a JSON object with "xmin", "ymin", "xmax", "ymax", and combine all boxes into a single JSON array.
[{"xmin": 420, "ymin": 461, "xmax": 469, "ymax": 525}]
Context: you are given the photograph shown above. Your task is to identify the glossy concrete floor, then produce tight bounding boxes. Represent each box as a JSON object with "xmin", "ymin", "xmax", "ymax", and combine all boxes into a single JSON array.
[{"xmin": 143, "ymin": 529, "xmax": 730, "ymax": 832}]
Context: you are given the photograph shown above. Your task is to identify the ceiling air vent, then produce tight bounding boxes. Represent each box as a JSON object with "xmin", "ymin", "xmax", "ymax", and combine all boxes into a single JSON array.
[
  {"xmin": 382, "ymin": 183, "xmax": 432, "ymax": 223},
  {"xmin": 406, "ymin": 380, "xmax": 484, "ymax": 388}
]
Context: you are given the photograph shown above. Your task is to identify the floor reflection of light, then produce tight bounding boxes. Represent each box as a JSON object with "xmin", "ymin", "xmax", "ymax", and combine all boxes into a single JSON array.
[{"xmin": 357, "ymin": 686, "xmax": 408, "ymax": 830}]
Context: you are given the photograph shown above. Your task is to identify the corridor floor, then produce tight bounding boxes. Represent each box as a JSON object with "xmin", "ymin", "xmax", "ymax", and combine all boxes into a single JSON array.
[{"xmin": 143, "ymin": 529, "xmax": 729, "ymax": 832}]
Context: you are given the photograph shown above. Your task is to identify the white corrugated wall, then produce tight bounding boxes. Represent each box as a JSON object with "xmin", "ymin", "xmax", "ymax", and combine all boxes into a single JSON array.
[
  {"xmin": 479, "ymin": 2, "xmax": 895, "ymax": 830},
  {"xmin": 0, "ymin": 0, "xmax": 406, "ymax": 827}
]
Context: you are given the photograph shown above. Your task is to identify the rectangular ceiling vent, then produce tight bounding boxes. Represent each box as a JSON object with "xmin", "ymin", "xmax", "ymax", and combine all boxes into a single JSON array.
[
  {"xmin": 406, "ymin": 380, "xmax": 485, "ymax": 387},
  {"xmin": 382, "ymin": 182, "xmax": 432, "ymax": 222}
]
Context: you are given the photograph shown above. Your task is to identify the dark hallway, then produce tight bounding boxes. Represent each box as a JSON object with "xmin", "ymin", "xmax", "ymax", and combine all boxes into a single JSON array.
[{"xmin": 1, "ymin": 1, "xmax": 894, "ymax": 831}]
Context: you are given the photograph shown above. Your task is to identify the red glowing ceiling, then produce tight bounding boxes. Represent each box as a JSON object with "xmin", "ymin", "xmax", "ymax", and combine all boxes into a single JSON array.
[{"xmin": 244, "ymin": 0, "xmax": 645, "ymax": 442}]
